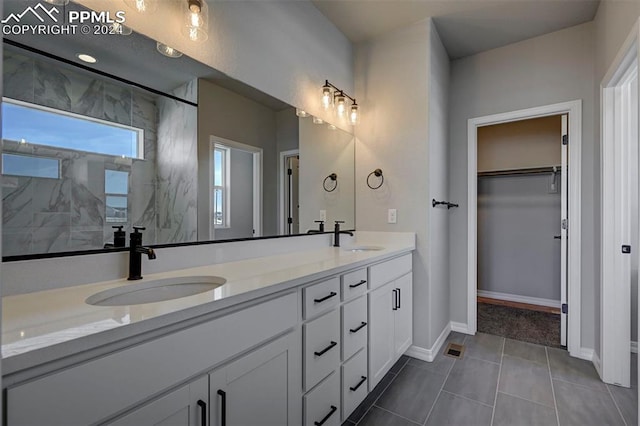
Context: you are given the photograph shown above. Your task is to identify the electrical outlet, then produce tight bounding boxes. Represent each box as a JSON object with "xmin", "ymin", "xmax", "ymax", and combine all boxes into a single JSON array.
[
  {"xmin": 319, "ymin": 210, "xmax": 326, "ymax": 221},
  {"xmin": 388, "ymin": 209, "xmax": 397, "ymax": 224}
]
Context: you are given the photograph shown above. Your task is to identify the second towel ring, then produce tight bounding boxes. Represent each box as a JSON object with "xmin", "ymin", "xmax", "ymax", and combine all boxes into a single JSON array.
[
  {"xmin": 367, "ymin": 169, "xmax": 384, "ymax": 190},
  {"xmin": 323, "ymin": 173, "xmax": 338, "ymax": 192}
]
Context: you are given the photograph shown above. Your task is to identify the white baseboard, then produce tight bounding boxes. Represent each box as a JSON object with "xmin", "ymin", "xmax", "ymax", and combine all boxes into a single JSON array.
[
  {"xmin": 592, "ymin": 350, "xmax": 602, "ymax": 378},
  {"xmin": 573, "ymin": 347, "xmax": 594, "ymax": 362},
  {"xmin": 631, "ymin": 341, "xmax": 638, "ymax": 354},
  {"xmin": 477, "ymin": 290, "xmax": 560, "ymax": 309},
  {"xmin": 405, "ymin": 322, "xmax": 451, "ymax": 362},
  {"xmin": 450, "ymin": 321, "xmax": 472, "ymax": 334}
]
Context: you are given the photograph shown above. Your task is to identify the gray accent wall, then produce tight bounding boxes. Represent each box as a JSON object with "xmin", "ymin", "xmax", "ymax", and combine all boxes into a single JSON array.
[
  {"xmin": 448, "ymin": 22, "xmax": 596, "ymax": 349},
  {"xmin": 478, "ymin": 174, "xmax": 561, "ymax": 301}
]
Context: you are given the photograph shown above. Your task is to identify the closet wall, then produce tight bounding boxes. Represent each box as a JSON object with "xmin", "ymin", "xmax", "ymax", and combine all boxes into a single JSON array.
[{"xmin": 477, "ymin": 116, "xmax": 562, "ymax": 305}]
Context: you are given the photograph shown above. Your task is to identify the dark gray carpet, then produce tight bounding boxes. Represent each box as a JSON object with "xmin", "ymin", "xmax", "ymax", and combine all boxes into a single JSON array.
[{"xmin": 477, "ymin": 303, "xmax": 562, "ymax": 348}]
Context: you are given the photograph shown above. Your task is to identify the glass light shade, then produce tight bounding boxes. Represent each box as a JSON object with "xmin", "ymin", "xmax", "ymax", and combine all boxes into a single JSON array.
[
  {"xmin": 111, "ymin": 22, "xmax": 133, "ymax": 35},
  {"xmin": 335, "ymin": 94, "xmax": 346, "ymax": 117},
  {"xmin": 124, "ymin": 0, "xmax": 158, "ymax": 13},
  {"xmin": 313, "ymin": 117, "xmax": 324, "ymax": 124},
  {"xmin": 321, "ymin": 86, "xmax": 332, "ymax": 110},
  {"xmin": 328, "ymin": 124, "xmax": 337, "ymax": 130},
  {"xmin": 43, "ymin": 0, "xmax": 69, "ymax": 5},
  {"xmin": 157, "ymin": 42, "xmax": 183, "ymax": 58},
  {"xmin": 295, "ymin": 108, "xmax": 309, "ymax": 118},
  {"xmin": 349, "ymin": 103, "xmax": 359, "ymax": 125},
  {"xmin": 182, "ymin": 0, "xmax": 209, "ymax": 42}
]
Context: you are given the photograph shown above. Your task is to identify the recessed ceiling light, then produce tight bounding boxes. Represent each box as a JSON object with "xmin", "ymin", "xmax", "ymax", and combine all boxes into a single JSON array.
[
  {"xmin": 156, "ymin": 42, "xmax": 183, "ymax": 58},
  {"xmin": 76, "ymin": 53, "xmax": 97, "ymax": 64}
]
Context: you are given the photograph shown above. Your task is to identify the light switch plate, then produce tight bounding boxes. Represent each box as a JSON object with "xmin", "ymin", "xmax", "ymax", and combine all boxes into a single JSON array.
[
  {"xmin": 319, "ymin": 210, "xmax": 326, "ymax": 221},
  {"xmin": 388, "ymin": 209, "xmax": 397, "ymax": 224}
]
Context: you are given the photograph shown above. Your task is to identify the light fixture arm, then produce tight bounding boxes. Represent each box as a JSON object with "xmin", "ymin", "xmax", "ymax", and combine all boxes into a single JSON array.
[{"xmin": 324, "ymin": 80, "xmax": 357, "ymax": 104}]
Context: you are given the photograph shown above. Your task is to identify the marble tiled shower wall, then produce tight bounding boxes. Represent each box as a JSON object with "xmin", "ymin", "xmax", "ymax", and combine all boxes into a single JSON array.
[{"xmin": 2, "ymin": 49, "xmax": 159, "ymax": 255}]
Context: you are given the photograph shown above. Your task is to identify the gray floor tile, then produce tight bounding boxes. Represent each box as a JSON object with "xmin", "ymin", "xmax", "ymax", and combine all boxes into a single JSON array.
[
  {"xmin": 493, "ymin": 392, "xmax": 558, "ymax": 426},
  {"xmin": 407, "ymin": 352, "xmax": 455, "ymax": 376},
  {"xmin": 347, "ymin": 372, "xmax": 396, "ymax": 424},
  {"xmin": 425, "ymin": 391, "xmax": 492, "ymax": 426},
  {"xmin": 463, "ymin": 332, "xmax": 504, "ymax": 364},
  {"xmin": 341, "ymin": 421, "xmax": 355, "ymax": 426},
  {"xmin": 547, "ymin": 347, "xmax": 608, "ymax": 391},
  {"xmin": 375, "ymin": 364, "xmax": 446, "ymax": 424},
  {"xmin": 443, "ymin": 356, "xmax": 500, "ymax": 405},
  {"xmin": 389, "ymin": 355, "xmax": 409, "ymax": 374},
  {"xmin": 608, "ymin": 383, "xmax": 638, "ymax": 426},
  {"xmin": 554, "ymin": 379, "xmax": 625, "ymax": 425},
  {"xmin": 446, "ymin": 331, "xmax": 467, "ymax": 344},
  {"xmin": 504, "ymin": 338, "xmax": 548, "ymax": 364},
  {"xmin": 499, "ymin": 354, "xmax": 555, "ymax": 407},
  {"xmin": 357, "ymin": 406, "xmax": 419, "ymax": 426}
]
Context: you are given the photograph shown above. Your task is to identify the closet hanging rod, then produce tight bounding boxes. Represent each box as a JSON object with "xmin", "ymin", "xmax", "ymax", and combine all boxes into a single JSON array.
[{"xmin": 477, "ymin": 165, "xmax": 561, "ymax": 178}]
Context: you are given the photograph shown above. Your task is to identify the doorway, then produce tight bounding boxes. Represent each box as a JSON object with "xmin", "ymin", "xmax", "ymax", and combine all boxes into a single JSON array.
[
  {"xmin": 279, "ymin": 149, "xmax": 300, "ymax": 235},
  {"xmin": 467, "ymin": 100, "xmax": 583, "ymax": 358}
]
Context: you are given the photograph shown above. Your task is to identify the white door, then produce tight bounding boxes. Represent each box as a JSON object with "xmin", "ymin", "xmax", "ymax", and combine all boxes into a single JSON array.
[
  {"xmin": 368, "ymin": 281, "xmax": 395, "ymax": 390},
  {"xmin": 393, "ymin": 273, "xmax": 413, "ymax": 357},
  {"xmin": 560, "ymin": 115, "xmax": 568, "ymax": 347}
]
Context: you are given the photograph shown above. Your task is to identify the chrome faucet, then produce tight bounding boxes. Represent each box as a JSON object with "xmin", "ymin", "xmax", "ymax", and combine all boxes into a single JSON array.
[
  {"xmin": 333, "ymin": 221, "xmax": 353, "ymax": 247},
  {"xmin": 128, "ymin": 226, "xmax": 156, "ymax": 280}
]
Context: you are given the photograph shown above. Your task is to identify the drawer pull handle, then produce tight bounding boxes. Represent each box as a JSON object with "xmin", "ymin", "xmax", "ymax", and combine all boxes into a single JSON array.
[
  {"xmin": 314, "ymin": 405, "xmax": 337, "ymax": 426},
  {"xmin": 314, "ymin": 292, "xmax": 337, "ymax": 303},
  {"xmin": 349, "ymin": 321, "xmax": 367, "ymax": 333},
  {"xmin": 392, "ymin": 289, "xmax": 398, "ymax": 310},
  {"xmin": 197, "ymin": 400, "xmax": 207, "ymax": 426},
  {"xmin": 314, "ymin": 341, "xmax": 337, "ymax": 357},
  {"xmin": 350, "ymin": 376, "xmax": 367, "ymax": 392},
  {"xmin": 217, "ymin": 389, "xmax": 226, "ymax": 426},
  {"xmin": 349, "ymin": 279, "xmax": 367, "ymax": 288}
]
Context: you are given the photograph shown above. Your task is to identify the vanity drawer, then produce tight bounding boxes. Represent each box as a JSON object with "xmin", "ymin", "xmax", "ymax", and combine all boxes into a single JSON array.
[
  {"xmin": 304, "ymin": 277, "xmax": 340, "ymax": 320},
  {"xmin": 369, "ymin": 253, "xmax": 412, "ymax": 289},
  {"xmin": 304, "ymin": 371, "xmax": 340, "ymax": 426},
  {"xmin": 341, "ymin": 268, "xmax": 367, "ymax": 301},
  {"xmin": 304, "ymin": 309, "xmax": 340, "ymax": 391},
  {"xmin": 342, "ymin": 348, "xmax": 368, "ymax": 421},
  {"xmin": 341, "ymin": 295, "xmax": 367, "ymax": 361}
]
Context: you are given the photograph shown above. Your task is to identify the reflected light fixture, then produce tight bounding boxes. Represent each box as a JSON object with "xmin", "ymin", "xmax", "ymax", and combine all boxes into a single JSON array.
[
  {"xmin": 183, "ymin": 0, "xmax": 209, "ymax": 42},
  {"xmin": 44, "ymin": 0, "xmax": 69, "ymax": 5},
  {"xmin": 157, "ymin": 42, "xmax": 183, "ymax": 58},
  {"xmin": 110, "ymin": 22, "xmax": 133, "ymax": 35},
  {"xmin": 76, "ymin": 53, "xmax": 97, "ymax": 64},
  {"xmin": 328, "ymin": 124, "xmax": 337, "ymax": 130},
  {"xmin": 321, "ymin": 80, "xmax": 360, "ymax": 125},
  {"xmin": 295, "ymin": 108, "xmax": 309, "ymax": 118},
  {"xmin": 313, "ymin": 117, "xmax": 324, "ymax": 124},
  {"xmin": 124, "ymin": 0, "xmax": 158, "ymax": 13}
]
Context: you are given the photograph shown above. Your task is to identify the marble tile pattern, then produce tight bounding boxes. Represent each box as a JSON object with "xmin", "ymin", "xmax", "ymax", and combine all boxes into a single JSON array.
[
  {"xmin": 2, "ymin": 49, "xmax": 164, "ymax": 255},
  {"xmin": 156, "ymin": 80, "xmax": 198, "ymax": 244}
]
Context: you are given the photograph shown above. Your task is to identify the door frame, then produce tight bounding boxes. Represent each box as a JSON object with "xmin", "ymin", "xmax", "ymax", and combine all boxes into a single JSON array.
[
  {"xmin": 210, "ymin": 136, "xmax": 263, "ymax": 238},
  {"xmin": 600, "ymin": 19, "xmax": 640, "ymax": 387},
  {"xmin": 467, "ymin": 100, "xmax": 583, "ymax": 358},
  {"xmin": 278, "ymin": 149, "xmax": 299, "ymax": 235}
]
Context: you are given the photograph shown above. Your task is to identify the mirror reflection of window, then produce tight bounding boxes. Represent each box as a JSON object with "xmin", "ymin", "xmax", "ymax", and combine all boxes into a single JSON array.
[
  {"xmin": 213, "ymin": 146, "xmax": 229, "ymax": 228},
  {"xmin": 1, "ymin": 153, "xmax": 60, "ymax": 179},
  {"xmin": 105, "ymin": 170, "xmax": 129, "ymax": 223}
]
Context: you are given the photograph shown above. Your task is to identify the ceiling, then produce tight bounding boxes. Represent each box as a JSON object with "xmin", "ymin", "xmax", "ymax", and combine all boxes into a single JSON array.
[{"xmin": 311, "ymin": 0, "xmax": 600, "ymax": 59}]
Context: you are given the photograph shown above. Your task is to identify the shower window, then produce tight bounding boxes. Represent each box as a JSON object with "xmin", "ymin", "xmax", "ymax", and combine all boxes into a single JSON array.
[
  {"xmin": 105, "ymin": 169, "xmax": 129, "ymax": 223},
  {"xmin": 1, "ymin": 153, "xmax": 60, "ymax": 179}
]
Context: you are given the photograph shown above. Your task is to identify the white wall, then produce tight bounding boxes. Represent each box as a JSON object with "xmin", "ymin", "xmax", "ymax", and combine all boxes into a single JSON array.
[
  {"xmin": 215, "ymin": 149, "xmax": 254, "ymax": 240},
  {"xmin": 355, "ymin": 19, "xmax": 450, "ymax": 350},
  {"xmin": 76, "ymin": 0, "xmax": 353, "ymax": 131},
  {"xmin": 593, "ymin": 0, "xmax": 640, "ymax": 350},
  {"xmin": 448, "ymin": 23, "xmax": 596, "ymax": 349}
]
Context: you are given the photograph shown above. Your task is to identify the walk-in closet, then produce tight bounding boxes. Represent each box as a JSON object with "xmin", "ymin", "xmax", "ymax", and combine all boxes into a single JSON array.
[{"xmin": 477, "ymin": 115, "xmax": 566, "ymax": 347}]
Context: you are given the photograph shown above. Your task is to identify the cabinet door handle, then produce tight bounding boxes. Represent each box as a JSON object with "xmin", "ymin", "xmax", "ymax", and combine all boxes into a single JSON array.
[
  {"xmin": 217, "ymin": 389, "xmax": 226, "ymax": 426},
  {"xmin": 397, "ymin": 287, "xmax": 401, "ymax": 309},
  {"xmin": 197, "ymin": 400, "xmax": 207, "ymax": 426},
  {"xmin": 349, "ymin": 376, "xmax": 367, "ymax": 392},
  {"xmin": 314, "ymin": 405, "xmax": 337, "ymax": 426},
  {"xmin": 349, "ymin": 321, "xmax": 367, "ymax": 333},
  {"xmin": 392, "ymin": 289, "xmax": 398, "ymax": 310},
  {"xmin": 314, "ymin": 340, "xmax": 337, "ymax": 357},
  {"xmin": 314, "ymin": 292, "xmax": 337, "ymax": 303},
  {"xmin": 349, "ymin": 279, "xmax": 367, "ymax": 289}
]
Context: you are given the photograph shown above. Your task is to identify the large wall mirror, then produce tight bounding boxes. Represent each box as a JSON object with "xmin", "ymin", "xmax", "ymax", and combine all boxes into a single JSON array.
[{"xmin": 2, "ymin": 0, "xmax": 355, "ymax": 258}]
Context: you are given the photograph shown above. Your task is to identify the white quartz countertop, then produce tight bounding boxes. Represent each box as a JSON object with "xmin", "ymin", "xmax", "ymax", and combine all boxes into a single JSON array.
[{"xmin": 2, "ymin": 232, "xmax": 414, "ymax": 375}]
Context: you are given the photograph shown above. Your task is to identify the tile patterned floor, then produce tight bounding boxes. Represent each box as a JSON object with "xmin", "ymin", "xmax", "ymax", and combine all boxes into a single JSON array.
[{"xmin": 342, "ymin": 332, "xmax": 638, "ymax": 426}]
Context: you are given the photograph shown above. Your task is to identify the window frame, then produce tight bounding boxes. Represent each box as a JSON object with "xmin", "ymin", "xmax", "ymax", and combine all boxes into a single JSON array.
[
  {"xmin": 104, "ymin": 168, "xmax": 130, "ymax": 223},
  {"xmin": 212, "ymin": 144, "xmax": 231, "ymax": 230},
  {"xmin": 2, "ymin": 97, "xmax": 145, "ymax": 159},
  {"xmin": 1, "ymin": 152, "xmax": 61, "ymax": 179}
]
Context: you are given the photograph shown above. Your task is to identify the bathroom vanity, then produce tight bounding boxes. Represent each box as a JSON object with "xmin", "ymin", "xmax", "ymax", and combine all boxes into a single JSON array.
[{"xmin": 2, "ymin": 232, "xmax": 414, "ymax": 425}]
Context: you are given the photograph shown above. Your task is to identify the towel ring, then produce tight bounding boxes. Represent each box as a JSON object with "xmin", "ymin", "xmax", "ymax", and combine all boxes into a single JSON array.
[
  {"xmin": 367, "ymin": 169, "xmax": 384, "ymax": 190},
  {"xmin": 323, "ymin": 173, "xmax": 338, "ymax": 192}
]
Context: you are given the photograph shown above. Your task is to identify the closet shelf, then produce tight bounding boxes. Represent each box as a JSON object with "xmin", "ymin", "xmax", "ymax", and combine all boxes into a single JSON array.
[{"xmin": 478, "ymin": 165, "xmax": 561, "ymax": 177}]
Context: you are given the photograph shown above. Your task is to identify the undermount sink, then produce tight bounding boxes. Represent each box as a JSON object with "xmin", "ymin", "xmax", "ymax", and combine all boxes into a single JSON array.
[
  {"xmin": 343, "ymin": 245, "xmax": 385, "ymax": 252},
  {"xmin": 85, "ymin": 276, "xmax": 226, "ymax": 307}
]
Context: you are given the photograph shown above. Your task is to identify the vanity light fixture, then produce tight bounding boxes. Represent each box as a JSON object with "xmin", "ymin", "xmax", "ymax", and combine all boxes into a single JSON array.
[
  {"xmin": 124, "ymin": 0, "xmax": 158, "ymax": 13},
  {"xmin": 110, "ymin": 22, "xmax": 133, "ymax": 36},
  {"xmin": 328, "ymin": 124, "xmax": 337, "ymax": 130},
  {"xmin": 76, "ymin": 53, "xmax": 97, "ymax": 64},
  {"xmin": 43, "ymin": 0, "xmax": 69, "ymax": 5},
  {"xmin": 295, "ymin": 108, "xmax": 309, "ymax": 118},
  {"xmin": 183, "ymin": 0, "xmax": 209, "ymax": 42},
  {"xmin": 156, "ymin": 42, "xmax": 183, "ymax": 58},
  {"xmin": 321, "ymin": 80, "xmax": 360, "ymax": 125}
]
